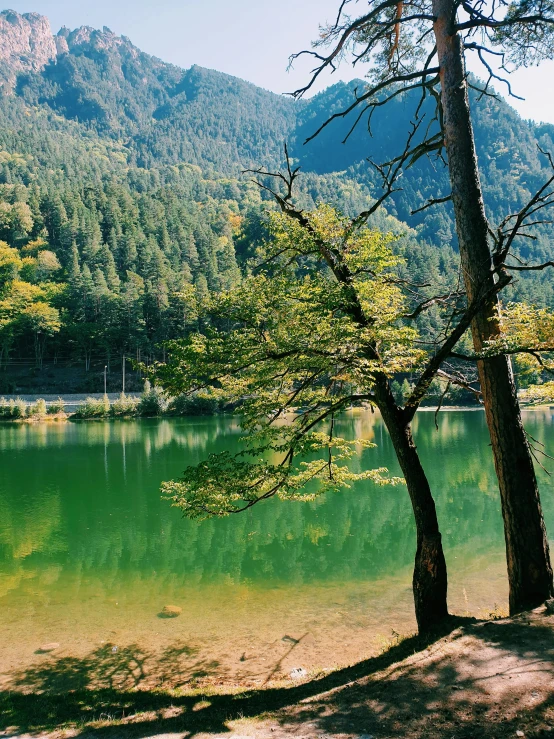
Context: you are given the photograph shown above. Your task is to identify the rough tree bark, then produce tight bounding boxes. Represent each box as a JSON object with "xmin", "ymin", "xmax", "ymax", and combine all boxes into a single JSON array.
[
  {"xmin": 432, "ymin": 0, "xmax": 554, "ymax": 612},
  {"xmin": 375, "ymin": 378, "xmax": 449, "ymax": 631}
]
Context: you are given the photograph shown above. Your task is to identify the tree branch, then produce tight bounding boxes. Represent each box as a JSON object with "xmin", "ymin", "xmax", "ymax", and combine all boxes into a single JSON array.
[
  {"xmin": 411, "ymin": 194, "xmax": 451, "ymax": 215},
  {"xmin": 403, "ymin": 289, "xmax": 465, "ymax": 319},
  {"xmin": 301, "ymin": 68, "xmax": 440, "ymax": 145},
  {"xmin": 403, "ymin": 272, "xmax": 511, "ymax": 423}
]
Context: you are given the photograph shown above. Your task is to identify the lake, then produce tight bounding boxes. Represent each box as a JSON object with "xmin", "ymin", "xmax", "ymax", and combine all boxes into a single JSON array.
[{"xmin": 1, "ymin": 409, "xmax": 553, "ymax": 691}]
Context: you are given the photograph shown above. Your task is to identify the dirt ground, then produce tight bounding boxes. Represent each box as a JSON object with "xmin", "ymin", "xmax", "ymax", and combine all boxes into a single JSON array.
[
  {"xmin": 256, "ymin": 604, "xmax": 554, "ymax": 739},
  {"xmin": 1, "ymin": 604, "xmax": 553, "ymax": 739}
]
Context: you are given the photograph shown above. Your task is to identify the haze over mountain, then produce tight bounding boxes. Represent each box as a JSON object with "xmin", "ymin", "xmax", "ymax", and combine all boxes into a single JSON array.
[{"xmin": 0, "ymin": 9, "xmax": 552, "ymax": 391}]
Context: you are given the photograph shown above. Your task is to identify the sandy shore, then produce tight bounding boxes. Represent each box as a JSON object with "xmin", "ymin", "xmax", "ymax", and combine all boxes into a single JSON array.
[{"xmin": 1, "ymin": 604, "xmax": 552, "ymax": 738}]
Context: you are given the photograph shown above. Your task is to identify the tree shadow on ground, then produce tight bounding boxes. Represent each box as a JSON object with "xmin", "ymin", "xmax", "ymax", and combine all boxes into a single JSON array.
[
  {"xmin": 7, "ymin": 640, "xmax": 225, "ymax": 695},
  {"xmin": 279, "ymin": 614, "xmax": 554, "ymax": 739},
  {"xmin": 1, "ymin": 613, "xmax": 553, "ymax": 738}
]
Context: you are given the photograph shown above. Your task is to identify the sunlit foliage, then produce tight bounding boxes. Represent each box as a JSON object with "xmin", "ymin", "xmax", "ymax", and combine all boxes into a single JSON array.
[{"xmin": 151, "ymin": 207, "xmax": 424, "ymax": 518}]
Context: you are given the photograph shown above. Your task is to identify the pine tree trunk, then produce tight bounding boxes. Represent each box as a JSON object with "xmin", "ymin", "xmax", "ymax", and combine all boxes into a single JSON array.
[
  {"xmin": 432, "ymin": 0, "xmax": 554, "ymax": 612},
  {"xmin": 375, "ymin": 380, "xmax": 449, "ymax": 632}
]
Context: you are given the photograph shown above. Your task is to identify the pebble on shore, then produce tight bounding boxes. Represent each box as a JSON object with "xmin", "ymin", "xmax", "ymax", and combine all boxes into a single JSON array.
[
  {"xmin": 159, "ymin": 605, "xmax": 182, "ymax": 618},
  {"xmin": 37, "ymin": 643, "xmax": 60, "ymax": 653}
]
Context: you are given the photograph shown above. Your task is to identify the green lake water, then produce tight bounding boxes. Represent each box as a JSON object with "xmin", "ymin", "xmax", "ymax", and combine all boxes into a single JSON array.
[{"xmin": 0, "ymin": 409, "xmax": 553, "ymax": 690}]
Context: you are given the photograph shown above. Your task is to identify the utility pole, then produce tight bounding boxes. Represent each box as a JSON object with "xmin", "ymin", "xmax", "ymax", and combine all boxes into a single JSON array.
[
  {"xmin": 122, "ymin": 355, "xmax": 125, "ymax": 395},
  {"xmin": 104, "ymin": 365, "xmax": 107, "ymax": 396}
]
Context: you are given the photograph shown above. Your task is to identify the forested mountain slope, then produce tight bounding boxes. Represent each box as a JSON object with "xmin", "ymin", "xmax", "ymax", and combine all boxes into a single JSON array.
[
  {"xmin": 1, "ymin": 11, "xmax": 298, "ymax": 172},
  {"xmin": 293, "ymin": 80, "xmax": 554, "ymax": 308},
  {"xmin": 3, "ymin": 9, "xmax": 554, "ymax": 241},
  {"xmin": 0, "ymin": 10, "xmax": 551, "ymax": 391},
  {"xmin": 294, "ymin": 81, "xmax": 554, "ymax": 247}
]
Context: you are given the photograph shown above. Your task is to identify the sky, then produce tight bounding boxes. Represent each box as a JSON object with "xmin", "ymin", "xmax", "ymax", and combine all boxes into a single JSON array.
[{"xmin": 6, "ymin": 0, "xmax": 554, "ymax": 124}]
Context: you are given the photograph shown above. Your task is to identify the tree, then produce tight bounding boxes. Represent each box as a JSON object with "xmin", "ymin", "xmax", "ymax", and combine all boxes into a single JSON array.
[
  {"xmin": 0, "ymin": 202, "xmax": 33, "ymax": 245},
  {"xmin": 290, "ymin": 0, "xmax": 554, "ymax": 613},
  {"xmin": 0, "ymin": 241, "xmax": 23, "ymax": 365},
  {"xmin": 1, "ymin": 280, "xmax": 61, "ymax": 369},
  {"xmin": 0, "ymin": 243, "xmax": 63, "ymax": 369},
  {"xmin": 67, "ymin": 322, "xmax": 101, "ymax": 372},
  {"xmin": 0, "ymin": 241, "xmax": 22, "ymax": 285},
  {"xmin": 21, "ymin": 300, "xmax": 61, "ymax": 369},
  {"xmin": 151, "ymin": 203, "xmax": 512, "ymax": 632}
]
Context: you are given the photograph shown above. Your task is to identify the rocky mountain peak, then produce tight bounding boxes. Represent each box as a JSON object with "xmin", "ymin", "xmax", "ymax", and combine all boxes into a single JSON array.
[
  {"xmin": 59, "ymin": 23, "xmax": 136, "ymax": 57},
  {"xmin": 0, "ymin": 11, "xmax": 140, "ymax": 78},
  {"xmin": 0, "ymin": 10, "xmax": 56, "ymax": 74}
]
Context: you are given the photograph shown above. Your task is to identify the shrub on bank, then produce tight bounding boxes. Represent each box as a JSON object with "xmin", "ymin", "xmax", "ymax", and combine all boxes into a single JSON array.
[
  {"xmin": 167, "ymin": 393, "xmax": 220, "ymax": 416},
  {"xmin": 111, "ymin": 393, "xmax": 139, "ymax": 417},
  {"xmin": 47, "ymin": 398, "xmax": 66, "ymax": 414},
  {"xmin": 1, "ymin": 386, "xmax": 224, "ymax": 422},
  {"xmin": 0, "ymin": 397, "xmax": 28, "ymax": 419},
  {"xmin": 138, "ymin": 380, "xmax": 167, "ymax": 417},
  {"xmin": 74, "ymin": 395, "xmax": 110, "ymax": 419},
  {"xmin": 28, "ymin": 398, "xmax": 47, "ymax": 416},
  {"xmin": 519, "ymin": 381, "xmax": 554, "ymax": 405}
]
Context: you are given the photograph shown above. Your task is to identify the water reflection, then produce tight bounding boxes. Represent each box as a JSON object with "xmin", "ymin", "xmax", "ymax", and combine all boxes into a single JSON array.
[
  {"xmin": 1, "ymin": 412, "xmax": 552, "ymax": 588},
  {"xmin": 0, "ymin": 410, "xmax": 552, "ymax": 686}
]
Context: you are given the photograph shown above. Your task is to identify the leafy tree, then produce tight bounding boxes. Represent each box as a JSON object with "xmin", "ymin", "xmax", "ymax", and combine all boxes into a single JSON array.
[
  {"xmin": 289, "ymin": 0, "xmax": 554, "ymax": 614},
  {"xmin": 20, "ymin": 300, "xmax": 61, "ymax": 369},
  {"xmin": 0, "ymin": 242, "xmax": 63, "ymax": 368},
  {"xmin": 151, "ymin": 203, "xmax": 516, "ymax": 631},
  {"xmin": 0, "ymin": 201, "xmax": 33, "ymax": 244},
  {"xmin": 0, "ymin": 241, "xmax": 22, "ymax": 285}
]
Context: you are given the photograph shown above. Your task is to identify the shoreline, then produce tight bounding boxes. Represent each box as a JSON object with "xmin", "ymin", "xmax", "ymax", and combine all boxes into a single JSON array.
[
  {"xmin": 0, "ymin": 399, "xmax": 551, "ymax": 424},
  {"xmin": 1, "ymin": 605, "xmax": 552, "ymax": 739}
]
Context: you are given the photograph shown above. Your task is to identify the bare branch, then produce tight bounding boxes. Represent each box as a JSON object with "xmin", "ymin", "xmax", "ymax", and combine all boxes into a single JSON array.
[
  {"xmin": 434, "ymin": 379, "xmax": 451, "ymax": 430},
  {"xmin": 301, "ymin": 68, "xmax": 440, "ymax": 145},
  {"xmin": 403, "ymin": 272, "xmax": 512, "ymax": 423},
  {"xmin": 403, "ymin": 289, "xmax": 465, "ymax": 319},
  {"xmin": 348, "ymin": 118, "xmax": 431, "ymax": 228},
  {"xmin": 243, "ymin": 142, "xmax": 301, "ymax": 205},
  {"xmin": 456, "ymin": 14, "xmax": 554, "ymax": 32},
  {"xmin": 465, "ymin": 43, "xmax": 525, "ymax": 100},
  {"xmin": 505, "ymin": 260, "xmax": 554, "ymax": 272},
  {"xmin": 288, "ymin": 0, "xmax": 404, "ymax": 98},
  {"xmin": 436, "ymin": 369, "xmax": 483, "ymax": 399},
  {"xmin": 411, "ymin": 194, "xmax": 452, "ymax": 215},
  {"xmin": 493, "ymin": 147, "xmax": 554, "ymax": 267}
]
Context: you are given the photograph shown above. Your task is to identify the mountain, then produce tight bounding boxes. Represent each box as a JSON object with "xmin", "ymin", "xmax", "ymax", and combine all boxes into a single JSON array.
[
  {"xmin": 0, "ymin": 10, "xmax": 56, "ymax": 82},
  {"xmin": 4, "ymin": 11, "xmax": 553, "ymax": 251},
  {"xmin": 3, "ymin": 11, "xmax": 553, "ymax": 206},
  {"xmin": 0, "ymin": 10, "xmax": 551, "ymax": 392},
  {"xmin": 294, "ymin": 81, "xmax": 554, "ymax": 246},
  {"xmin": 0, "ymin": 11, "xmax": 298, "ymax": 172}
]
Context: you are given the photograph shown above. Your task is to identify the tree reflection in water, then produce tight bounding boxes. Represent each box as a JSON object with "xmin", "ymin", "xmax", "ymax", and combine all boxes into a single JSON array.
[{"xmin": 0, "ymin": 410, "xmax": 552, "ymax": 686}]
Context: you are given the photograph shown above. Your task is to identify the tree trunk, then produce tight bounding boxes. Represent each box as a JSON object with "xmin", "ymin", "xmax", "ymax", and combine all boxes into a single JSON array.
[
  {"xmin": 34, "ymin": 333, "xmax": 44, "ymax": 370},
  {"xmin": 375, "ymin": 379, "xmax": 449, "ymax": 632},
  {"xmin": 314, "ymin": 219, "xmax": 449, "ymax": 631},
  {"xmin": 432, "ymin": 0, "xmax": 554, "ymax": 612}
]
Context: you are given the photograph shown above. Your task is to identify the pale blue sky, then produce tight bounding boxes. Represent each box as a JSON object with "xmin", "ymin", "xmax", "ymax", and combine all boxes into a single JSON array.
[{"xmin": 6, "ymin": 0, "xmax": 554, "ymax": 124}]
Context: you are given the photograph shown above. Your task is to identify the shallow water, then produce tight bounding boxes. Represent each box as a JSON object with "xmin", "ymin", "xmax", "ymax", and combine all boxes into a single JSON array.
[{"xmin": 0, "ymin": 409, "xmax": 552, "ymax": 690}]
